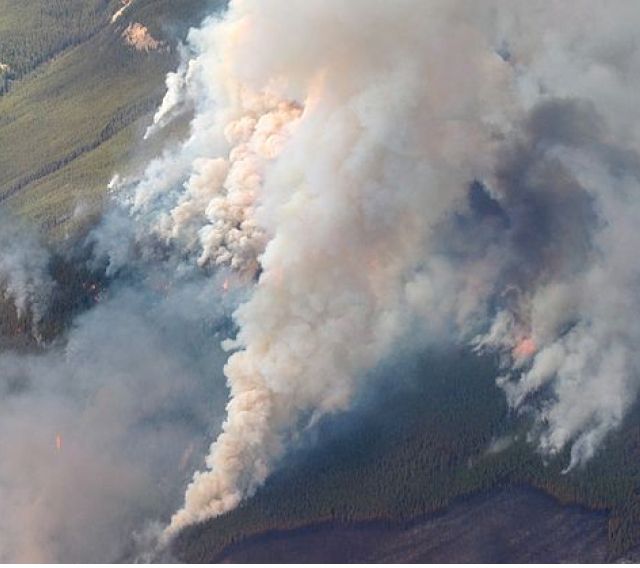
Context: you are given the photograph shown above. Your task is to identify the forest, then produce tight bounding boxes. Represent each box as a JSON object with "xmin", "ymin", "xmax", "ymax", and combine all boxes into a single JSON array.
[
  {"xmin": 0, "ymin": 0, "xmax": 115, "ymax": 95},
  {"xmin": 172, "ymin": 348, "xmax": 640, "ymax": 562},
  {"xmin": 4, "ymin": 243, "xmax": 640, "ymax": 561},
  {"xmin": 0, "ymin": 0, "xmax": 217, "ymax": 238},
  {"xmin": 2, "ymin": 0, "xmax": 640, "ymax": 563}
]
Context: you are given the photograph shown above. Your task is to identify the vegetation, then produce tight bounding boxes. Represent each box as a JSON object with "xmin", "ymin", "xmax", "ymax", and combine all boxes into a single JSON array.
[
  {"xmin": 0, "ymin": 244, "xmax": 109, "ymax": 349},
  {"xmin": 173, "ymin": 349, "xmax": 640, "ymax": 562},
  {"xmin": 0, "ymin": 0, "xmax": 222, "ymax": 238},
  {"xmin": 0, "ymin": 0, "xmax": 116, "ymax": 94},
  {"xmin": 3, "ymin": 0, "xmax": 640, "ymax": 563}
]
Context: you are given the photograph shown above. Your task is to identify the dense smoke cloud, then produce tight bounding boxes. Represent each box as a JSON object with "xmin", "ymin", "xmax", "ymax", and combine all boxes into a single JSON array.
[
  {"xmin": 125, "ymin": 0, "xmax": 640, "ymax": 534},
  {"xmin": 137, "ymin": 0, "xmax": 516, "ymax": 535},
  {"xmin": 3, "ymin": 0, "xmax": 640, "ymax": 560}
]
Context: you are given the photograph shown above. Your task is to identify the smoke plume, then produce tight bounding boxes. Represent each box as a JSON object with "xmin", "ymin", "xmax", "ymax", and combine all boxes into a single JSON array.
[
  {"xmin": 3, "ymin": 0, "xmax": 640, "ymax": 560},
  {"xmin": 128, "ymin": 0, "xmax": 640, "ymax": 534},
  {"xmin": 0, "ymin": 215, "xmax": 52, "ymax": 329}
]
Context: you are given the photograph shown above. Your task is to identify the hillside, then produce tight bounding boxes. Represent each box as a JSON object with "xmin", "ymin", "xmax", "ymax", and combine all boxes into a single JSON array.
[
  {"xmin": 0, "ymin": 0, "xmax": 223, "ymax": 349},
  {"xmin": 214, "ymin": 488, "xmax": 612, "ymax": 563},
  {"xmin": 0, "ymin": 0, "xmax": 221, "ymax": 238},
  {"xmin": 0, "ymin": 0, "xmax": 112, "ymax": 93},
  {"xmin": 3, "ymin": 2, "xmax": 640, "ymax": 564},
  {"xmin": 172, "ymin": 349, "xmax": 640, "ymax": 562}
]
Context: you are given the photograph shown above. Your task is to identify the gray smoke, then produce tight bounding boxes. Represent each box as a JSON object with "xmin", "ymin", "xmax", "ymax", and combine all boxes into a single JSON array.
[
  {"xmin": 126, "ymin": 0, "xmax": 640, "ymax": 534},
  {"xmin": 3, "ymin": 0, "xmax": 640, "ymax": 560},
  {"xmin": 0, "ymin": 237, "xmax": 234, "ymax": 561},
  {"xmin": 0, "ymin": 214, "xmax": 52, "ymax": 329}
]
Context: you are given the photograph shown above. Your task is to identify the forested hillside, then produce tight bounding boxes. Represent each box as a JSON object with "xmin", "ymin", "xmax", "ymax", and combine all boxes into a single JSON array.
[
  {"xmin": 0, "ymin": 0, "xmax": 115, "ymax": 94},
  {"xmin": 0, "ymin": 0, "xmax": 223, "ymax": 345},
  {"xmin": 173, "ymin": 349, "xmax": 640, "ymax": 562},
  {"xmin": 3, "ymin": 2, "xmax": 640, "ymax": 564},
  {"xmin": 0, "ymin": 0, "xmax": 221, "ymax": 238}
]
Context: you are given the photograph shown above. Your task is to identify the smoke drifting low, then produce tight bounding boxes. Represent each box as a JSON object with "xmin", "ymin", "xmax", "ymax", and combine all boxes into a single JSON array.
[
  {"xmin": 0, "ymin": 230, "xmax": 234, "ymax": 561},
  {"xmin": 2, "ymin": 0, "xmax": 640, "ymax": 561}
]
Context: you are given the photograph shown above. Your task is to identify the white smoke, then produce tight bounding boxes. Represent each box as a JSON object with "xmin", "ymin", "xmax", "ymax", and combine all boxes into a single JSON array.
[
  {"xmin": 120, "ymin": 0, "xmax": 518, "ymax": 536},
  {"xmin": 4, "ymin": 0, "xmax": 640, "ymax": 558},
  {"xmin": 470, "ymin": 1, "xmax": 640, "ymax": 469},
  {"xmin": 0, "ymin": 215, "xmax": 52, "ymax": 327},
  {"xmin": 107, "ymin": 0, "xmax": 640, "ymax": 536}
]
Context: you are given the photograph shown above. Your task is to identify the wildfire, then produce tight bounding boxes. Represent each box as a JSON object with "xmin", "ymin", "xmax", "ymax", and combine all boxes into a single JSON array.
[
  {"xmin": 111, "ymin": 0, "xmax": 134, "ymax": 23},
  {"xmin": 513, "ymin": 337, "xmax": 536, "ymax": 359},
  {"xmin": 121, "ymin": 22, "xmax": 165, "ymax": 53}
]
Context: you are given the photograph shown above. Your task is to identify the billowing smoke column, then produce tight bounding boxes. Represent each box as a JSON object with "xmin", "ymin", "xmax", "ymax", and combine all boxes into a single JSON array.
[
  {"xmin": 131, "ymin": 0, "xmax": 515, "ymax": 535},
  {"xmin": 113, "ymin": 0, "xmax": 640, "ymax": 534},
  {"xmin": 3, "ymin": 0, "xmax": 640, "ymax": 557}
]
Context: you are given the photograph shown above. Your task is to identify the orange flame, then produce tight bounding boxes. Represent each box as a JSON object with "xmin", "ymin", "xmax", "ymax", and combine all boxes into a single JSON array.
[{"xmin": 513, "ymin": 337, "xmax": 536, "ymax": 359}]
